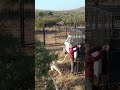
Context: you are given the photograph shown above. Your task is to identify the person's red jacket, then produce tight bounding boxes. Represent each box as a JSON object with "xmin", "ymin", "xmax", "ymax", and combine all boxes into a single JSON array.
[
  {"xmin": 85, "ymin": 49, "xmax": 105, "ymax": 77},
  {"xmin": 69, "ymin": 46, "xmax": 77, "ymax": 59}
]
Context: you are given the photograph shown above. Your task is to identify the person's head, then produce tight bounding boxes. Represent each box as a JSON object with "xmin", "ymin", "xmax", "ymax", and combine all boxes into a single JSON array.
[
  {"xmin": 69, "ymin": 43, "xmax": 72, "ymax": 48},
  {"xmin": 85, "ymin": 43, "xmax": 91, "ymax": 54},
  {"xmin": 102, "ymin": 44, "xmax": 109, "ymax": 51},
  {"xmin": 102, "ymin": 45, "xmax": 107, "ymax": 50},
  {"xmin": 84, "ymin": 43, "xmax": 91, "ymax": 48},
  {"xmin": 106, "ymin": 45, "xmax": 109, "ymax": 51},
  {"xmin": 77, "ymin": 44, "xmax": 81, "ymax": 48}
]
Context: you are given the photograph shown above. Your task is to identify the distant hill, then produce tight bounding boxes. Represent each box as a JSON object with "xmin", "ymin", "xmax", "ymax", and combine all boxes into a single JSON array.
[
  {"xmin": 62, "ymin": 6, "xmax": 85, "ymax": 12},
  {"xmin": 35, "ymin": 6, "xmax": 85, "ymax": 12},
  {"xmin": 35, "ymin": 6, "xmax": 85, "ymax": 28}
]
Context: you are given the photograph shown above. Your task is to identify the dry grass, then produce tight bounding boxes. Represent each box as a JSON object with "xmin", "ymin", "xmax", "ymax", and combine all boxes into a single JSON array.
[
  {"xmin": 36, "ymin": 27, "xmax": 120, "ymax": 90},
  {"xmin": 36, "ymin": 29, "xmax": 85, "ymax": 90},
  {"xmin": 51, "ymin": 51, "xmax": 85, "ymax": 90}
]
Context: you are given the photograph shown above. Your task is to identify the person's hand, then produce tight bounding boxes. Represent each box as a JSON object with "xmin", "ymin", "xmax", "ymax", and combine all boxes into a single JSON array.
[
  {"xmin": 102, "ymin": 45, "xmax": 107, "ymax": 51},
  {"xmin": 78, "ymin": 45, "xmax": 81, "ymax": 48},
  {"xmin": 106, "ymin": 45, "xmax": 109, "ymax": 52},
  {"xmin": 84, "ymin": 61, "xmax": 85, "ymax": 66},
  {"xmin": 74, "ymin": 59, "xmax": 77, "ymax": 63}
]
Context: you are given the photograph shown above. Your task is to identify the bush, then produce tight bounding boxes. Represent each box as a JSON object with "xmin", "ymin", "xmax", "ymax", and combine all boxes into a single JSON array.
[
  {"xmin": 35, "ymin": 39, "xmax": 58, "ymax": 90},
  {"xmin": 35, "ymin": 39, "xmax": 57, "ymax": 78},
  {"xmin": 35, "ymin": 10, "xmax": 85, "ymax": 29}
]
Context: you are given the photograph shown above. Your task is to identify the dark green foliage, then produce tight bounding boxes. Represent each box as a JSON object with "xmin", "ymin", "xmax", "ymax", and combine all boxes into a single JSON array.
[
  {"xmin": 35, "ymin": 11, "xmax": 59, "ymax": 28},
  {"xmin": 38, "ymin": 11, "xmax": 45, "ymax": 17},
  {"xmin": 36, "ymin": 11, "xmax": 54, "ymax": 17},
  {"xmin": 35, "ymin": 39, "xmax": 58, "ymax": 90},
  {"xmin": 46, "ymin": 79, "xmax": 56, "ymax": 90},
  {"xmin": 35, "ymin": 39, "xmax": 56, "ymax": 78}
]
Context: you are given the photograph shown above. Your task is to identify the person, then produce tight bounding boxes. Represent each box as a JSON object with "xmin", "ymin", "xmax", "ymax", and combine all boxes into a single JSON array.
[
  {"xmin": 77, "ymin": 43, "xmax": 85, "ymax": 61},
  {"xmin": 85, "ymin": 43, "xmax": 109, "ymax": 90},
  {"xmin": 69, "ymin": 43, "xmax": 77, "ymax": 73},
  {"xmin": 76, "ymin": 43, "xmax": 85, "ymax": 74},
  {"xmin": 101, "ymin": 44, "xmax": 109, "ymax": 75}
]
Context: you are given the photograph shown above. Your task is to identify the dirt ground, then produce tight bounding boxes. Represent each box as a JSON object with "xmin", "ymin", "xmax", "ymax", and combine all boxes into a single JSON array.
[
  {"xmin": 51, "ymin": 51, "xmax": 85, "ymax": 90},
  {"xmin": 36, "ymin": 29, "xmax": 85, "ymax": 90},
  {"xmin": 36, "ymin": 29, "xmax": 120, "ymax": 90}
]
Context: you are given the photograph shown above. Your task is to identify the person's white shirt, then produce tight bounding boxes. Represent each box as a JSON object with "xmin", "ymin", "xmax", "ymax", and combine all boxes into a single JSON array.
[
  {"xmin": 64, "ymin": 42, "xmax": 70, "ymax": 53},
  {"xmin": 73, "ymin": 47, "xmax": 77, "ymax": 59},
  {"xmin": 92, "ymin": 51, "xmax": 102, "ymax": 77}
]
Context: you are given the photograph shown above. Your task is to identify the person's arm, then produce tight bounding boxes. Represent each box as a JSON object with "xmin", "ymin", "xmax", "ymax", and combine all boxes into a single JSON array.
[
  {"xmin": 91, "ymin": 45, "xmax": 107, "ymax": 61},
  {"xmin": 72, "ymin": 46, "xmax": 77, "ymax": 52},
  {"xmin": 91, "ymin": 50, "xmax": 105, "ymax": 61},
  {"xmin": 72, "ymin": 45, "xmax": 77, "ymax": 49},
  {"xmin": 86, "ymin": 50, "xmax": 105, "ymax": 63},
  {"xmin": 91, "ymin": 46, "xmax": 102, "ymax": 53}
]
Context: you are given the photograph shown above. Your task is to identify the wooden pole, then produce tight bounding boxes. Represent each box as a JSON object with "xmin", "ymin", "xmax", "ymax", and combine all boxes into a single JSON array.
[
  {"xmin": 74, "ymin": 22, "xmax": 76, "ymax": 28},
  {"xmin": 65, "ymin": 24, "xmax": 67, "ymax": 39},
  {"xmin": 55, "ymin": 25, "xmax": 56, "ymax": 44},
  {"xmin": 43, "ymin": 25, "xmax": 45, "ymax": 46}
]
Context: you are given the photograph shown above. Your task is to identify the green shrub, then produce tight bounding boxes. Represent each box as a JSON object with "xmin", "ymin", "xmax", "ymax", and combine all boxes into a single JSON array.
[{"xmin": 35, "ymin": 39, "xmax": 57, "ymax": 78}]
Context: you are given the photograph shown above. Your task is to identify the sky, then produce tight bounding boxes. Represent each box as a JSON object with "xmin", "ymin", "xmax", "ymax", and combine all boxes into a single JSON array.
[{"xmin": 35, "ymin": 0, "xmax": 85, "ymax": 11}]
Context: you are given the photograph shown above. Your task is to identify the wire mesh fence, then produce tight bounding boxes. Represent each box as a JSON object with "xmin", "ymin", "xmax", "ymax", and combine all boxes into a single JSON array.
[
  {"xmin": 86, "ymin": 6, "xmax": 112, "ymax": 46},
  {"xmin": 37, "ymin": 24, "xmax": 77, "ymax": 46},
  {"xmin": 86, "ymin": 6, "xmax": 120, "ymax": 50},
  {"xmin": 86, "ymin": 6, "xmax": 120, "ymax": 83},
  {"xmin": 35, "ymin": 23, "xmax": 85, "ymax": 51}
]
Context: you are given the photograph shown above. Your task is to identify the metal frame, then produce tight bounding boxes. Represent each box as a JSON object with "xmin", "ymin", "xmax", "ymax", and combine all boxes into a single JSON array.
[
  {"xmin": 86, "ymin": 5, "xmax": 120, "ymax": 89},
  {"xmin": 20, "ymin": 0, "xmax": 24, "ymax": 47},
  {"xmin": 20, "ymin": 0, "xmax": 35, "ymax": 47}
]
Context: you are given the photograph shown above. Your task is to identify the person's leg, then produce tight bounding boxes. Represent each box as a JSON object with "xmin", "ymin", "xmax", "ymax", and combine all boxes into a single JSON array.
[
  {"xmin": 78, "ymin": 62, "xmax": 81, "ymax": 73},
  {"xmin": 73, "ymin": 62, "xmax": 77, "ymax": 73},
  {"xmin": 70, "ymin": 59, "xmax": 74, "ymax": 73},
  {"xmin": 85, "ymin": 77, "xmax": 93, "ymax": 90}
]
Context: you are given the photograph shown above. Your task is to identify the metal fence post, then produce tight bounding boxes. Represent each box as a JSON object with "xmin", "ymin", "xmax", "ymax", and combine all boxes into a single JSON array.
[
  {"xmin": 55, "ymin": 25, "xmax": 56, "ymax": 44},
  {"xmin": 74, "ymin": 22, "xmax": 76, "ymax": 28},
  {"xmin": 43, "ymin": 25, "xmax": 45, "ymax": 46},
  {"xmin": 65, "ymin": 24, "xmax": 67, "ymax": 39},
  {"xmin": 20, "ymin": 0, "xmax": 24, "ymax": 46}
]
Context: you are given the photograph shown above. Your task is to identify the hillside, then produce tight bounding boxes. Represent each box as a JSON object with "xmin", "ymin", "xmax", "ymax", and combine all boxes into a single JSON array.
[
  {"xmin": 35, "ymin": 6, "xmax": 85, "ymax": 12},
  {"xmin": 35, "ymin": 6, "xmax": 85, "ymax": 29},
  {"xmin": 61, "ymin": 6, "xmax": 85, "ymax": 12}
]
